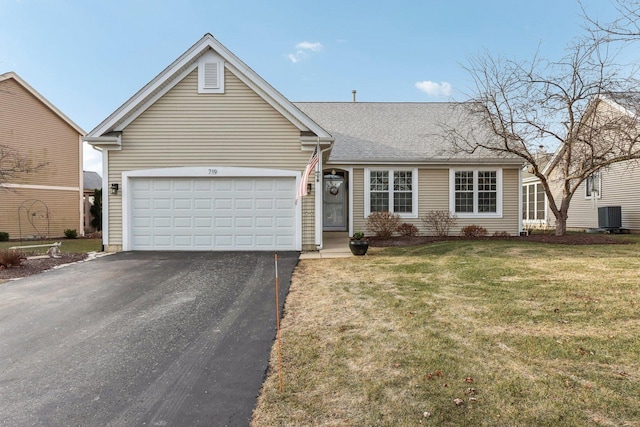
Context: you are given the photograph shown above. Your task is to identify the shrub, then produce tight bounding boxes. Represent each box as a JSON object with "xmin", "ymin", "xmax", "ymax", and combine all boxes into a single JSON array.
[
  {"xmin": 0, "ymin": 232, "xmax": 8, "ymax": 242},
  {"xmin": 461, "ymin": 225, "xmax": 488, "ymax": 237},
  {"xmin": 493, "ymin": 231, "xmax": 511, "ymax": 238},
  {"xmin": 422, "ymin": 210, "xmax": 457, "ymax": 237},
  {"xmin": 397, "ymin": 223, "xmax": 419, "ymax": 237},
  {"xmin": 367, "ymin": 211, "xmax": 401, "ymax": 239},
  {"xmin": 352, "ymin": 231, "xmax": 366, "ymax": 240},
  {"xmin": 0, "ymin": 249, "xmax": 26, "ymax": 268},
  {"xmin": 90, "ymin": 188, "xmax": 103, "ymax": 231},
  {"xmin": 64, "ymin": 229, "xmax": 78, "ymax": 239}
]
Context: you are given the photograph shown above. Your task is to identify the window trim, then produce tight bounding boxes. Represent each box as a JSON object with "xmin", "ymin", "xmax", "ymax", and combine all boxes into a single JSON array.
[
  {"xmin": 364, "ymin": 168, "xmax": 418, "ymax": 218},
  {"xmin": 449, "ymin": 168, "xmax": 503, "ymax": 218},
  {"xmin": 585, "ymin": 172, "xmax": 602, "ymax": 199}
]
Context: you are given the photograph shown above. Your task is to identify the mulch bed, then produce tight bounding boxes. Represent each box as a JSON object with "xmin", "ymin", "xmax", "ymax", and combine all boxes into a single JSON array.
[
  {"xmin": 0, "ymin": 253, "xmax": 87, "ymax": 281},
  {"xmin": 369, "ymin": 233, "xmax": 635, "ymax": 247}
]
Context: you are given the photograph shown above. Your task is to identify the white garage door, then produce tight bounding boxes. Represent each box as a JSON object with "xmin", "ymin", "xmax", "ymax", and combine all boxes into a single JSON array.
[{"xmin": 129, "ymin": 177, "xmax": 297, "ymax": 250}]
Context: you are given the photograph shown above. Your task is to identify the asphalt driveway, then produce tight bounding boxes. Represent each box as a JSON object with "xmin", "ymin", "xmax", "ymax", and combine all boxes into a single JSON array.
[{"xmin": 0, "ymin": 251, "xmax": 298, "ymax": 426}]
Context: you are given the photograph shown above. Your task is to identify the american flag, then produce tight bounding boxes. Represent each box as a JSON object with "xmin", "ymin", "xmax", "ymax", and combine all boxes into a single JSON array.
[{"xmin": 296, "ymin": 147, "xmax": 318, "ymax": 202}]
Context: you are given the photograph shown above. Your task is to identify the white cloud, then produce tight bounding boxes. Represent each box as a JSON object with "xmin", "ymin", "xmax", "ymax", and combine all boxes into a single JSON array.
[
  {"xmin": 415, "ymin": 80, "xmax": 452, "ymax": 97},
  {"xmin": 296, "ymin": 41, "xmax": 322, "ymax": 52},
  {"xmin": 288, "ymin": 41, "xmax": 323, "ymax": 63},
  {"xmin": 83, "ymin": 142, "xmax": 103, "ymax": 176}
]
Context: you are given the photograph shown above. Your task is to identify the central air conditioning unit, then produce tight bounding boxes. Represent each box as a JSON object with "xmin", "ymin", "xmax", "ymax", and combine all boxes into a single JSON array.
[{"xmin": 598, "ymin": 206, "xmax": 622, "ymax": 230}]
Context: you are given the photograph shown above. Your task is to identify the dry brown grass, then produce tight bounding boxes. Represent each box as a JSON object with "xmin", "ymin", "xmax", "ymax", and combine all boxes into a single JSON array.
[{"xmin": 252, "ymin": 239, "xmax": 640, "ymax": 426}]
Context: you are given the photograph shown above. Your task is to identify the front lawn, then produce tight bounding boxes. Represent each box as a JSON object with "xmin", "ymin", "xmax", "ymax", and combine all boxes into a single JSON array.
[{"xmin": 253, "ymin": 238, "xmax": 640, "ymax": 426}]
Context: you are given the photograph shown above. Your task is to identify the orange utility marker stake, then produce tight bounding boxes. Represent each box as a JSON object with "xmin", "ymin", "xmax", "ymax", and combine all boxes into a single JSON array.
[{"xmin": 274, "ymin": 252, "xmax": 283, "ymax": 392}]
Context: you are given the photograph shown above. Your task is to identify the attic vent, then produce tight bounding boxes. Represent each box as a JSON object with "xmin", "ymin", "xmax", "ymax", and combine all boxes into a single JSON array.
[
  {"xmin": 203, "ymin": 62, "xmax": 219, "ymax": 89},
  {"xmin": 197, "ymin": 52, "xmax": 225, "ymax": 94}
]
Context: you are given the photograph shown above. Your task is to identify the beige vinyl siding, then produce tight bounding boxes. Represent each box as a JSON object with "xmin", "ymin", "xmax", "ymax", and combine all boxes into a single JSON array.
[
  {"xmin": 0, "ymin": 78, "xmax": 81, "ymax": 187},
  {"xmin": 0, "ymin": 77, "xmax": 82, "ymax": 237},
  {"xmin": 353, "ymin": 166, "xmax": 520, "ymax": 236},
  {"xmin": 566, "ymin": 161, "xmax": 640, "ymax": 231},
  {"xmin": 301, "ymin": 183, "xmax": 316, "ymax": 250},
  {"xmin": 107, "ymin": 68, "xmax": 311, "ymax": 248},
  {"xmin": 0, "ymin": 188, "xmax": 81, "ymax": 238}
]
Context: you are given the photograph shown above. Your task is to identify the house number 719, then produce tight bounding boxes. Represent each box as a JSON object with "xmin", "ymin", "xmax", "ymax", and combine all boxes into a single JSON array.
[{"xmin": 208, "ymin": 169, "xmax": 218, "ymax": 175}]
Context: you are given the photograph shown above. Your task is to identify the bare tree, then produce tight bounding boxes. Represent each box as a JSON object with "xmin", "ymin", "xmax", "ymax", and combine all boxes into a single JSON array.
[
  {"xmin": 443, "ymin": 37, "xmax": 640, "ymax": 235},
  {"xmin": 583, "ymin": 0, "xmax": 640, "ymax": 39},
  {"xmin": 0, "ymin": 144, "xmax": 48, "ymax": 188}
]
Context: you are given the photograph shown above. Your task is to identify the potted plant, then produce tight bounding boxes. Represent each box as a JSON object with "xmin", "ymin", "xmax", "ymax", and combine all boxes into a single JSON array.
[{"xmin": 349, "ymin": 231, "xmax": 369, "ymax": 256}]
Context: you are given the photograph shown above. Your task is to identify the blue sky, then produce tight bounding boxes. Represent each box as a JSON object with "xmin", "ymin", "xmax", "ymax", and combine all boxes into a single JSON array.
[{"xmin": 0, "ymin": 0, "xmax": 620, "ymax": 176}]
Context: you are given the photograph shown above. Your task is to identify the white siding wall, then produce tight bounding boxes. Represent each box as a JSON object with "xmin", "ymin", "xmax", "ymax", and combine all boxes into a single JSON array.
[{"xmin": 566, "ymin": 161, "xmax": 640, "ymax": 231}]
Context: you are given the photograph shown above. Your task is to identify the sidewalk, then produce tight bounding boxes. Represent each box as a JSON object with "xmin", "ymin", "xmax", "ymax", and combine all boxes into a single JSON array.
[{"xmin": 299, "ymin": 232, "xmax": 352, "ymax": 259}]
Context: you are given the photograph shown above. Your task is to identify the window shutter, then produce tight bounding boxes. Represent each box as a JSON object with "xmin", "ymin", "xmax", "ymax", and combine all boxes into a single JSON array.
[{"xmin": 203, "ymin": 62, "xmax": 219, "ymax": 89}]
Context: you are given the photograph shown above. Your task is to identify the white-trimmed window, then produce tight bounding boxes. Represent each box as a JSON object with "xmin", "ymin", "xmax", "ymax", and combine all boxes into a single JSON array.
[
  {"xmin": 198, "ymin": 50, "xmax": 225, "ymax": 94},
  {"xmin": 449, "ymin": 169, "xmax": 502, "ymax": 217},
  {"xmin": 522, "ymin": 182, "xmax": 547, "ymax": 221},
  {"xmin": 585, "ymin": 172, "xmax": 601, "ymax": 198},
  {"xmin": 365, "ymin": 168, "xmax": 418, "ymax": 218}
]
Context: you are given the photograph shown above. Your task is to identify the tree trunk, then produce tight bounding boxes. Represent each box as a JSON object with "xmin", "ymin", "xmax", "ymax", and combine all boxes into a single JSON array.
[{"xmin": 555, "ymin": 214, "xmax": 568, "ymax": 236}]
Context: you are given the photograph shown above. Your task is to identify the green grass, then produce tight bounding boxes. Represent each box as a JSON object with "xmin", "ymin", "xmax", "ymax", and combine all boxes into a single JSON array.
[
  {"xmin": 253, "ymin": 238, "xmax": 640, "ymax": 426},
  {"xmin": 0, "ymin": 238, "xmax": 102, "ymax": 254}
]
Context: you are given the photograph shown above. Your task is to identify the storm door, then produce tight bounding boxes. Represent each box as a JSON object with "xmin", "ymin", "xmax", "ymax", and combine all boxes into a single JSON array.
[{"xmin": 323, "ymin": 171, "xmax": 347, "ymax": 231}]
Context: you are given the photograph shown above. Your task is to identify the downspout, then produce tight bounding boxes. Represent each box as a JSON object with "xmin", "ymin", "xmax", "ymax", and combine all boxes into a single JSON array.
[
  {"xmin": 79, "ymin": 134, "xmax": 85, "ymax": 236},
  {"xmin": 518, "ymin": 167, "xmax": 523, "ymax": 235},
  {"xmin": 315, "ymin": 144, "xmax": 333, "ymax": 250}
]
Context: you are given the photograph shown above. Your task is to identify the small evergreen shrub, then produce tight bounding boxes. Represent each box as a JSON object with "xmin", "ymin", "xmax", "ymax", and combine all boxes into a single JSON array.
[
  {"xmin": 422, "ymin": 210, "xmax": 457, "ymax": 237},
  {"xmin": 461, "ymin": 225, "xmax": 488, "ymax": 237},
  {"xmin": 397, "ymin": 223, "xmax": 419, "ymax": 237},
  {"xmin": 0, "ymin": 232, "xmax": 8, "ymax": 242},
  {"xmin": 64, "ymin": 229, "xmax": 78, "ymax": 239},
  {"xmin": 493, "ymin": 231, "xmax": 511, "ymax": 238},
  {"xmin": 367, "ymin": 211, "xmax": 401, "ymax": 239},
  {"xmin": 0, "ymin": 249, "xmax": 26, "ymax": 268}
]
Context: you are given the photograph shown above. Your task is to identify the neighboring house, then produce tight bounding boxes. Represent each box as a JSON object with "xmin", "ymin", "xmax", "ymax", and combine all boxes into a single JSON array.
[
  {"xmin": 0, "ymin": 72, "xmax": 85, "ymax": 239},
  {"xmin": 85, "ymin": 34, "xmax": 524, "ymax": 252},
  {"xmin": 523, "ymin": 95, "xmax": 640, "ymax": 233},
  {"xmin": 83, "ymin": 170, "xmax": 102, "ymax": 233}
]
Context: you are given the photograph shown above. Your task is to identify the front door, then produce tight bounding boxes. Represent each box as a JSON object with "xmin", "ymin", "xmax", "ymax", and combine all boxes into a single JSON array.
[{"xmin": 323, "ymin": 171, "xmax": 347, "ymax": 231}]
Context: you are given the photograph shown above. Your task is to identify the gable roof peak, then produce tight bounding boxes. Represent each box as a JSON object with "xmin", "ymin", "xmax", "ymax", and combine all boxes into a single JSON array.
[
  {"xmin": 86, "ymin": 34, "xmax": 331, "ymax": 140},
  {"xmin": 0, "ymin": 71, "xmax": 85, "ymax": 135}
]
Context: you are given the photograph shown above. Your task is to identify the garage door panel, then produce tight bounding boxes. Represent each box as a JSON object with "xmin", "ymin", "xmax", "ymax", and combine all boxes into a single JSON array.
[
  {"xmin": 194, "ymin": 199, "xmax": 212, "ymax": 210},
  {"xmin": 174, "ymin": 217, "xmax": 192, "ymax": 228},
  {"xmin": 130, "ymin": 176, "xmax": 297, "ymax": 251},
  {"xmin": 153, "ymin": 181, "xmax": 171, "ymax": 191},
  {"xmin": 174, "ymin": 180, "xmax": 192, "ymax": 191},
  {"xmin": 195, "ymin": 217, "xmax": 212, "ymax": 228},
  {"xmin": 154, "ymin": 199, "xmax": 171, "ymax": 210},
  {"xmin": 235, "ymin": 199, "xmax": 253, "ymax": 210},
  {"xmin": 215, "ymin": 199, "xmax": 232, "ymax": 209},
  {"xmin": 153, "ymin": 217, "xmax": 171, "ymax": 228},
  {"xmin": 174, "ymin": 199, "xmax": 192, "ymax": 210},
  {"xmin": 235, "ymin": 181, "xmax": 253, "ymax": 191},
  {"xmin": 235, "ymin": 217, "xmax": 253, "ymax": 228}
]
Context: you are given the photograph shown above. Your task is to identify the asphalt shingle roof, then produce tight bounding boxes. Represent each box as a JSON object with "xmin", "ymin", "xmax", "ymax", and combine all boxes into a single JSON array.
[
  {"xmin": 294, "ymin": 102, "xmax": 521, "ymax": 164},
  {"xmin": 83, "ymin": 171, "xmax": 102, "ymax": 191}
]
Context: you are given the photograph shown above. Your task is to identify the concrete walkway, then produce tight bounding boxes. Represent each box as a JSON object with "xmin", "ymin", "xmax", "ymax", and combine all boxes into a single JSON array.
[{"xmin": 300, "ymin": 232, "xmax": 353, "ymax": 259}]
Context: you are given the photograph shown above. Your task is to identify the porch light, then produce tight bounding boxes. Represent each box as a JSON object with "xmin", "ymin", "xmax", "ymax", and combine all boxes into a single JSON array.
[{"xmin": 110, "ymin": 183, "xmax": 119, "ymax": 195}]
